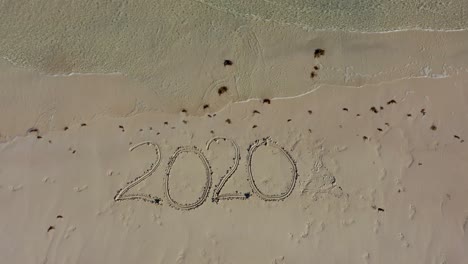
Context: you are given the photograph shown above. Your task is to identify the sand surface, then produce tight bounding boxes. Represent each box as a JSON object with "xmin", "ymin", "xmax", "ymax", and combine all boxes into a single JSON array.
[{"xmin": 1, "ymin": 1, "xmax": 468, "ymax": 264}]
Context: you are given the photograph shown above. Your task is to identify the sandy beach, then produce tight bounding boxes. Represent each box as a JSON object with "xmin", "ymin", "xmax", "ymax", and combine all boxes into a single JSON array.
[{"xmin": 1, "ymin": 1, "xmax": 468, "ymax": 263}]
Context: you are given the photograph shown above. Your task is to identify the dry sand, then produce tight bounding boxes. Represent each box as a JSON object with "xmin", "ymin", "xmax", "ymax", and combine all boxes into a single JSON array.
[{"xmin": 1, "ymin": 2, "xmax": 468, "ymax": 263}]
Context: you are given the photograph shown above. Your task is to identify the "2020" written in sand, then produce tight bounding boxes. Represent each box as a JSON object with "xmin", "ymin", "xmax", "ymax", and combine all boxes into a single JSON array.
[{"xmin": 114, "ymin": 137, "xmax": 298, "ymax": 210}]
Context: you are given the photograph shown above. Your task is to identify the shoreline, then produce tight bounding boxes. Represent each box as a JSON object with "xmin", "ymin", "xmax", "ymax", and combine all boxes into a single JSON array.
[{"xmin": 2, "ymin": 28, "xmax": 468, "ymax": 112}]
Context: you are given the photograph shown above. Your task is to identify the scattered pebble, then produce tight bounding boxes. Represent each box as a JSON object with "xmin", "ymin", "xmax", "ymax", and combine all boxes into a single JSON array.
[
  {"xmin": 218, "ymin": 86, "xmax": 228, "ymax": 95},
  {"xmin": 27, "ymin": 128, "xmax": 39, "ymax": 133},
  {"xmin": 314, "ymin": 48, "xmax": 325, "ymax": 58}
]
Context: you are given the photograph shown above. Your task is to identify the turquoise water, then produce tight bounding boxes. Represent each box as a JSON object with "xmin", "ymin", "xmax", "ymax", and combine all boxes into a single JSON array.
[{"xmin": 199, "ymin": 0, "xmax": 468, "ymax": 31}]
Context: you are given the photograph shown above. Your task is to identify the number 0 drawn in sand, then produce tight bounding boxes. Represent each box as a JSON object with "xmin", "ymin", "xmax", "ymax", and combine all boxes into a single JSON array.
[
  {"xmin": 247, "ymin": 137, "xmax": 298, "ymax": 201},
  {"xmin": 164, "ymin": 146, "xmax": 213, "ymax": 210},
  {"xmin": 114, "ymin": 141, "xmax": 162, "ymax": 204}
]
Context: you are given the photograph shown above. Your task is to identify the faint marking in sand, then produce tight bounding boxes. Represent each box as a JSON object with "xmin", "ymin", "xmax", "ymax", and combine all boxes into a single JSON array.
[
  {"xmin": 300, "ymin": 222, "xmax": 312, "ymax": 239},
  {"xmin": 272, "ymin": 255, "xmax": 285, "ymax": 264},
  {"xmin": 463, "ymin": 216, "xmax": 468, "ymax": 235},
  {"xmin": 341, "ymin": 218, "xmax": 355, "ymax": 227},
  {"xmin": 378, "ymin": 168, "xmax": 387, "ymax": 181},
  {"xmin": 8, "ymin": 184, "xmax": 23, "ymax": 192},
  {"xmin": 114, "ymin": 141, "xmax": 162, "ymax": 204},
  {"xmin": 373, "ymin": 143, "xmax": 382, "ymax": 158},
  {"xmin": 73, "ymin": 185, "xmax": 88, "ymax": 192},
  {"xmin": 397, "ymin": 232, "xmax": 410, "ymax": 248},
  {"xmin": 408, "ymin": 204, "xmax": 416, "ymax": 220},
  {"xmin": 290, "ymin": 139, "xmax": 301, "ymax": 152},
  {"xmin": 295, "ymin": 219, "xmax": 326, "ymax": 244},
  {"xmin": 362, "ymin": 252, "xmax": 370, "ymax": 263},
  {"xmin": 176, "ymin": 249, "xmax": 186, "ymax": 264},
  {"xmin": 206, "ymin": 137, "xmax": 247, "ymax": 202},
  {"xmin": 164, "ymin": 146, "xmax": 212, "ymax": 210},
  {"xmin": 152, "ymin": 214, "xmax": 163, "ymax": 226},
  {"xmin": 64, "ymin": 226, "xmax": 76, "ymax": 239},
  {"xmin": 395, "ymin": 178, "xmax": 406, "ymax": 194},
  {"xmin": 373, "ymin": 219, "xmax": 381, "ymax": 234},
  {"xmin": 333, "ymin": 145, "xmax": 348, "ymax": 152},
  {"xmin": 246, "ymin": 137, "xmax": 298, "ymax": 201},
  {"xmin": 440, "ymin": 193, "xmax": 451, "ymax": 213}
]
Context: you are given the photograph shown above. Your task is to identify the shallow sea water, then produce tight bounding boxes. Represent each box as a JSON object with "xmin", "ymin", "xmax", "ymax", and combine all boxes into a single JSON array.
[
  {"xmin": 0, "ymin": 0, "xmax": 467, "ymax": 110},
  {"xmin": 200, "ymin": 0, "xmax": 468, "ymax": 32}
]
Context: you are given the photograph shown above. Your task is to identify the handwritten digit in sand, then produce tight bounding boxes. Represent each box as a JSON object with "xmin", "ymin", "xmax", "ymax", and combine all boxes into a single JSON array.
[
  {"xmin": 114, "ymin": 141, "xmax": 162, "ymax": 204},
  {"xmin": 164, "ymin": 146, "xmax": 212, "ymax": 210},
  {"xmin": 246, "ymin": 137, "xmax": 298, "ymax": 201},
  {"xmin": 206, "ymin": 137, "xmax": 247, "ymax": 203}
]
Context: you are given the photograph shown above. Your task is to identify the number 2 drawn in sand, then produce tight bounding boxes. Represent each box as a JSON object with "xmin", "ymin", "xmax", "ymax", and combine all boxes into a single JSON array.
[
  {"xmin": 206, "ymin": 137, "xmax": 247, "ymax": 203},
  {"xmin": 164, "ymin": 146, "xmax": 213, "ymax": 211},
  {"xmin": 114, "ymin": 141, "xmax": 162, "ymax": 204}
]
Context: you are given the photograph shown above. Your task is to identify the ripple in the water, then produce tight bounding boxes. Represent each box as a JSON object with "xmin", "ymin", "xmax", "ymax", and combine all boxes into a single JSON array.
[{"xmin": 199, "ymin": 0, "xmax": 468, "ymax": 32}]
